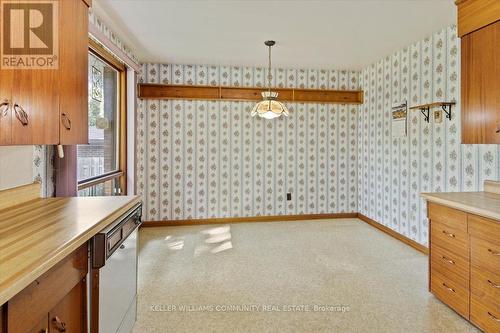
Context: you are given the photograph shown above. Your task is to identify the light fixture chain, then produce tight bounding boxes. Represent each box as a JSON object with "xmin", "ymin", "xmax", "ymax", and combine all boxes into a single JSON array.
[
  {"xmin": 268, "ymin": 44, "xmax": 272, "ymax": 94},
  {"xmin": 251, "ymin": 40, "xmax": 289, "ymax": 119}
]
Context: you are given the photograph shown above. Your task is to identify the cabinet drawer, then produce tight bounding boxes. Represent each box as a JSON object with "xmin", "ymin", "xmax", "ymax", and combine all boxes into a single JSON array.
[
  {"xmin": 471, "ymin": 266, "xmax": 500, "ymax": 310},
  {"xmin": 7, "ymin": 244, "xmax": 88, "ymax": 333},
  {"xmin": 471, "ymin": 297, "xmax": 500, "ymax": 333},
  {"xmin": 469, "ymin": 214, "xmax": 500, "ymax": 243},
  {"xmin": 428, "ymin": 203, "xmax": 467, "ymax": 232},
  {"xmin": 431, "ymin": 244, "xmax": 469, "ymax": 288},
  {"xmin": 431, "ymin": 269, "xmax": 469, "ymax": 318},
  {"xmin": 430, "ymin": 218, "xmax": 469, "ymax": 259},
  {"xmin": 471, "ymin": 236, "xmax": 500, "ymax": 277}
]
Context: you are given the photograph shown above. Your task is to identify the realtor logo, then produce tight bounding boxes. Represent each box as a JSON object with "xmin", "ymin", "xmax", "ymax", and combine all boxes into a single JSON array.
[{"xmin": 1, "ymin": 0, "xmax": 58, "ymax": 69}]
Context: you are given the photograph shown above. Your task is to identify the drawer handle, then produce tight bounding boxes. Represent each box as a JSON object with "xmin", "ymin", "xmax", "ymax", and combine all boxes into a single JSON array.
[
  {"xmin": 13, "ymin": 104, "xmax": 28, "ymax": 126},
  {"xmin": 441, "ymin": 256, "xmax": 455, "ymax": 265},
  {"xmin": 442, "ymin": 282, "xmax": 455, "ymax": 293},
  {"xmin": 442, "ymin": 230, "xmax": 455, "ymax": 238},
  {"xmin": 52, "ymin": 316, "xmax": 66, "ymax": 332},
  {"xmin": 488, "ymin": 312, "xmax": 500, "ymax": 322},
  {"xmin": 0, "ymin": 100, "xmax": 9, "ymax": 117},
  {"xmin": 496, "ymin": 126, "xmax": 500, "ymax": 133},
  {"xmin": 61, "ymin": 112, "xmax": 71, "ymax": 130},
  {"xmin": 488, "ymin": 248, "xmax": 500, "ymax": 256},
  {"xmin": 487, "ymin": 279, "xmax": 500, "ymax": 289}
]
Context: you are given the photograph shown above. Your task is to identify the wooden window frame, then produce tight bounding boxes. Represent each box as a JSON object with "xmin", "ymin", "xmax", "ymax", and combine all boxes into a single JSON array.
[{"xmin": 78, "ymin": 39, "xmax": 127, "ymax": 194}]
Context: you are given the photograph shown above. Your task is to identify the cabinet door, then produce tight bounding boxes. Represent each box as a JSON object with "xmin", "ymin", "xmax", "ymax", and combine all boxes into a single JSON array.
[
  {"xmin": 58, "ymin": 0, "xmax": 89, "ymax": 144},
  {"xmin": 7, "ymin": 244, "xmax": 88, "ymax": 333},
  {"xmin": 49, "ymin": 280, "xmax": 86, "ymax": 333},
  {"xmin": 11, "ymin": 70, "xmax": 60, "ymax": 144},
  {"xmin": 27, "ymin": 315, "xmax": 49, "ymax": 333},
  {"xmin": 6, "ymin": 0, "xmax": 59, "ymax": 145},
  {"xmin": 0, "ymin": 70, "xmax": 13, "ymax": 145},
  {"xmin": 461, "ymin": 20, "xmax": 500, "ymax": 144}
]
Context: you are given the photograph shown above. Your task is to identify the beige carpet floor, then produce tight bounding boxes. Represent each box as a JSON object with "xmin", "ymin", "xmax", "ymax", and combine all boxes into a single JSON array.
[{"xmin": 133, "ymin": 218, "xmax": 478, "ymax": 333}]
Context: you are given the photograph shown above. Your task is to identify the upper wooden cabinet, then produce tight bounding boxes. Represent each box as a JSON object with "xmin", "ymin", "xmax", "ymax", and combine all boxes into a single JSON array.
[
  {"xmin": 0, "ymin": 69, "xmax": 13, "ymax": 145},
  {"xmin": 58, "ymin": 0, "xmax": 90, "ymax": 145},
  {"xmin": 457, "ymin": 0, "xmax": 500, "ymax": 37},
  {"xmin": 457, "ymin": 0, "xmax": 500, "ymax": 144},
  {"xmin": 0, "ymin": 0, "xmax": 90, "ymax": 145}
]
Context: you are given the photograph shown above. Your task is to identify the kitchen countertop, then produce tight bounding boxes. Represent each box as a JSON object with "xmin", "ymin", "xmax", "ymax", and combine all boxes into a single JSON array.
[
  {"xmin": 0, "ymin": 195, "xmax": 141, "ymax": 306},
  {"xmin": 421, "ymin": 191, "xmax": 500, "ymax": 222}
]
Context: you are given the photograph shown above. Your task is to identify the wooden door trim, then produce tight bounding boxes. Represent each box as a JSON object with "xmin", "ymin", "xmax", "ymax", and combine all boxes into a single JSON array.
[
  {"xmin": 119, "ymin": 70, "xmax": 127, "ymax": 194},
  {"xmin": 89, "ymin": 38, "xmax": 126, "ymax": 73},
  {"xmin": 87, "ymin": 38, "xmax": 128, "ymax": 194}
]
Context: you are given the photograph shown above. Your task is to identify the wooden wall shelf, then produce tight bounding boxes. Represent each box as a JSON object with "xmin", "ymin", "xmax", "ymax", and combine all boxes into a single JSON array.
[
  {"xmin": 410, "ymin": 102, "xmax": 456, "ymax": 123},
  {"xmin": 138, "ymin": 84, "xmax": 364, "ymax": 105},
  {"xmin": 409, "ymin": 102, "xmax": 456, "ymax": 110}
]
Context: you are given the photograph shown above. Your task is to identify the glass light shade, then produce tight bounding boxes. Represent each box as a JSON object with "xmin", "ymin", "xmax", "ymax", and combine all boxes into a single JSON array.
[{"xmin": 250, "ymin": 91, "xmax": 289, "ymax": 119}]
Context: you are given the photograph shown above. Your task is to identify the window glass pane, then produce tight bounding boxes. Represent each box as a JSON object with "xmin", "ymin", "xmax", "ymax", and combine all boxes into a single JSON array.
[
  {"xmin": 77, "ymin": 52, "xmax": 120, "ymax": 181},
  {"xmin": 78, "ymin": 178, "xmax": 120, "ymax": 197}
]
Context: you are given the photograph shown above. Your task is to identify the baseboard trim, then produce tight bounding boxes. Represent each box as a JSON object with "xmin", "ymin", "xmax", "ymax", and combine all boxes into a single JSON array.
[
  {"xmin": 357, "ymin": 213, "xmax": 429, "ymax": 255},
  {"xmin": 142, "ymin": 212, "xmax": 358, "ymax": 227}
]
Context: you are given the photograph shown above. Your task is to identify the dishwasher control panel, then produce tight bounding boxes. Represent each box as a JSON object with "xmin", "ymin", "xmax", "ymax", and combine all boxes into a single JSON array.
[{"xmin": 91, "ymin": 204, "xmax": 142, "ymax": 269}]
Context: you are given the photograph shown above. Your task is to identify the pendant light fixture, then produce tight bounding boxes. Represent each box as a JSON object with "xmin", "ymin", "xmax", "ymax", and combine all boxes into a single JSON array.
[{"xmin": 250, "ymin": 40, "xmax": 289, "ymax": 119}]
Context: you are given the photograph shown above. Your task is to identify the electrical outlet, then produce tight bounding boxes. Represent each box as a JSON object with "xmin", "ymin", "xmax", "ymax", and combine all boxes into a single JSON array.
[
  {"xmin": 434, "ymin": 110, "xmax": 442, "ymax": 123},
  {"xmin": 286, "ymin": 193, "xmax": 292, "ymax": 201}
]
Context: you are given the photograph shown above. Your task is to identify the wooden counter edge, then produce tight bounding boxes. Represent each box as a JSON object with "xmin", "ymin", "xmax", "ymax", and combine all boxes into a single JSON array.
[
  {"xmin": 0, "ymin": 196, "xmax": 141, "ymax": 306},
  {"xmin": 421, "ymin": 192, "xmax": 500, "ymax": 222}
]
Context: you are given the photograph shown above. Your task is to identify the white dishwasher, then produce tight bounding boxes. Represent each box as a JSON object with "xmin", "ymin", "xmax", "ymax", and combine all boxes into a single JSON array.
[{"xmin": 90, "ymin": 204, "xmax": 142, "ymax": 333}]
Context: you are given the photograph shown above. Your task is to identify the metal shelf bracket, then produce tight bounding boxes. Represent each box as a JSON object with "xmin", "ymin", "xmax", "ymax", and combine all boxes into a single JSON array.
[
  {"xmin": 442, "ymin": 104, "xmax": 452, "ymax": 120},
  {"xmin": 420, "ymin": 107, "xmax": 430, "ymax": 123}
]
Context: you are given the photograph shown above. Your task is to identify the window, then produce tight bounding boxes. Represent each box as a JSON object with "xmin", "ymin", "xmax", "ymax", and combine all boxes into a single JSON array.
[{"xmin": 77, "ymin": 41, "xmax": 127, "ymax": 196}]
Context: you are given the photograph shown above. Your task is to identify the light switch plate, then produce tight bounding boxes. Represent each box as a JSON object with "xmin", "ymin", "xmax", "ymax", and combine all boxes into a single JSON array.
[{"xmin": 434, "ymin": 110, "xmax": 442, "ymax": 123}]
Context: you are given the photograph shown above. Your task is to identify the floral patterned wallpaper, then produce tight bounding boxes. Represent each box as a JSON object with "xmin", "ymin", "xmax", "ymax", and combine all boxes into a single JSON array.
[
  {"xmin": 358, "ymin": 25, "xmax": 500, "ymax": 246},
  {"xmin": 33, "ymin": 145, "xmax": 55, "ymax": 197},
  {"xmin": 136, "ymin": 64, "xmax": 360, "ymax": 221}
]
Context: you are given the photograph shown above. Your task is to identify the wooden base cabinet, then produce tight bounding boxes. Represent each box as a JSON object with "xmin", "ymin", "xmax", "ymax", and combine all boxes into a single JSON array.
[
  {"xmin": 428, "ymin": 203, "xmax": 500, "ymax": 332},
  {"xmin": 49, "ymin": 281, "xmax": 87, "ymax": 333},
  {"xmin": 2, "ymin": 244, "xmax": 88, "ymax": 333},
  {"xmin": 429, "ymin": 204, "xmax": 470, "ymax": 318}
]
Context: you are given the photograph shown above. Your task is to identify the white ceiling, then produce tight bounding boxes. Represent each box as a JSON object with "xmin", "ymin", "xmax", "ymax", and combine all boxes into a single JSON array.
[{"xmin": 94, "ymin": 0, "xmax": 456, "ymax": 70}]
